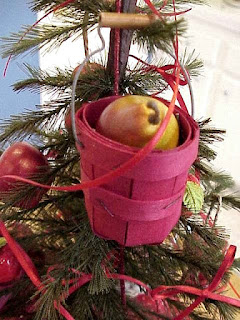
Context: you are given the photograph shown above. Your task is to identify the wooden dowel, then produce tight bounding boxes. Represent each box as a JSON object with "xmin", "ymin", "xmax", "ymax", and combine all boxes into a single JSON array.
[{"xmin": 99, "ymin": 12, "xmax": 158, "ymax": 29}]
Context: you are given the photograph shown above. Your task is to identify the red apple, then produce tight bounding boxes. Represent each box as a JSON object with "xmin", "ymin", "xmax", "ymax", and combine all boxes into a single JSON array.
[
  {"xmin": 0, "ymin": 142, "xmax": 50, "ymax": 209},
  {"xmin": 65, "ymin": 101, "xmax": 83, "ymax": 133},
  {"xmin": 72, "ymin": 62, "xmax": 104, "ymax": 80}
]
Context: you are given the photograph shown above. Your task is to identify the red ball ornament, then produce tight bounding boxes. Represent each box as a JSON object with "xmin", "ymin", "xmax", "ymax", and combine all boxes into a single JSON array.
[
  {"xmin": 0, "ymin": 240, "xmax": 22, "ymax": 285},
  {"xmin": 0, "ymin": 142, "xmax": 50, "ymax": 209}
]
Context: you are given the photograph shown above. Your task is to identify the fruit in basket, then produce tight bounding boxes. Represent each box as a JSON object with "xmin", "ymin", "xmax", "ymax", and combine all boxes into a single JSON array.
[{"xmin": 96, "ymin": 95, "xmax": 179, "ymax": 150}]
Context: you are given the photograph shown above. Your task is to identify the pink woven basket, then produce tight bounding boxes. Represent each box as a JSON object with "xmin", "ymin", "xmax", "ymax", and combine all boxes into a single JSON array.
[{"xmin": 75, "ymin": 96, "xmax": 199, "ymax": 246}]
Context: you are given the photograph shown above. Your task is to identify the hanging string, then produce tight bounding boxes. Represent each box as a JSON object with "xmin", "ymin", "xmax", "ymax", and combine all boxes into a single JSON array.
[
  {"xmin": 71, "ymin": 25, "xmax": 106, "ymax": 147},
  {"xmin": 113, "ymin": 0, "xmax": 126, "ymax": 306},
  {"xmin": 83, "ymin": 13, "xmax": 89, "ymax": 58},
  {"xmin": 113, "ymin": 0, "xmax": 122, "ymax": 95},
  {"xmin": 119, "ymin": 245, "xmax": 126, "ymax": 306}
]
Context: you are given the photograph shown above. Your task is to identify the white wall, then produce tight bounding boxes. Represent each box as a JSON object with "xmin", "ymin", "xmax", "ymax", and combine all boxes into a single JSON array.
[
  {"xmin": 184, "ymin": 2, "xmax": 240, "ymax": 257},
  {"xmin": 184, "ymin": 2, "xmax": 240, "ymax": 186}
]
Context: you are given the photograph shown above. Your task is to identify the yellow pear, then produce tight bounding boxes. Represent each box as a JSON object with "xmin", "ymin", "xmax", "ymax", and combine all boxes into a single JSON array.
[{"xmin": 96, "ymin": 95, "xmax": 179, "ymax": 150}]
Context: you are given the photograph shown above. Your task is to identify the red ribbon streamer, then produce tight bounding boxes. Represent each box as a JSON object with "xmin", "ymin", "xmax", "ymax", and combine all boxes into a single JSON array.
[{"xmin": 143, "ymin": 0, "xmax": 164, "ymax": 20}]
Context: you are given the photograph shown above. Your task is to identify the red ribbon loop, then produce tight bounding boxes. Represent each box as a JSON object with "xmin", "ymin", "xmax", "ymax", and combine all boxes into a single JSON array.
[{"xmin": 129, "ymin": 54, "xmax": 189, "ymax": 113}]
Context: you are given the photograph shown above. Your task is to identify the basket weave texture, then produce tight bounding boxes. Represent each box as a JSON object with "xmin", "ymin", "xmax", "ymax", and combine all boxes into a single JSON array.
[{"xmin": 76, "ymin": 96, "xmax": 199, "ymax": 246}]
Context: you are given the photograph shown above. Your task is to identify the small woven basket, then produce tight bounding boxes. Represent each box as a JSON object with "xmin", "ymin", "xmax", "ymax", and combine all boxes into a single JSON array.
[{"xmin": 75, "ymin": 96, "xmax": 199, "ymax": 246}]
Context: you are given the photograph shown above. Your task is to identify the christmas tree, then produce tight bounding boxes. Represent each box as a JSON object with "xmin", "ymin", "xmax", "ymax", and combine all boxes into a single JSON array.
[{"xmin": 0, "ymin": 1, "xmax": 240, "ymax": 319}]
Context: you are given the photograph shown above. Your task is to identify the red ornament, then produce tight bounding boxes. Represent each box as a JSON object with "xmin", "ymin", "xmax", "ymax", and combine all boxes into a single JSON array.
[
  {"xmin": 129, "ymin": 294, "xmax": 191, "ymax": 320},
  {"xmin": 0, "ymin": 142, "xmax": 50, "ymax": 209},
  {"xmin": 0, "ymin": 242, "xmax": 22, "ymax": 284}
]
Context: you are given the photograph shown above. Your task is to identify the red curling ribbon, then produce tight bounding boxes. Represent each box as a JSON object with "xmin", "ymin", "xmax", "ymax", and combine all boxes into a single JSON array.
[
  {"xmin": 161, "ymin": 8, "xmax": 191, "ymax": 17},
  {"xmin": 143, "ymin": 0, "xmax": 164, "ymax": 19},
  {"xmin": 49, "ymin": 245, "xmax": 240, "ymax": 320},
  {"xmin": 161, "ymin": 64, "xmax": 188, "ymax": 85},
  {"xmin": 142, "ymin": 0, "xmax": 191, "ymax": 20},
  {"xmin": 157, "ymin": 0, "xmax": 191, "ymax": 16},
  {"xmin": 3, "ymin": 0, "xmax": 77, "ymax": 76},
  {"xmin": 0, "ymin": 221, "xmax": 75, "ymax": 319},
  {"xmin": 229, "ymin": 281, "xmax": 240, "ymax": 299},
  {"xmin": 160, "ymin": 0, "xmax": 169, "ymax": 10},
  {"xmin": 129, "ymin": 54, "xmax": 188, "ymax": 113}
]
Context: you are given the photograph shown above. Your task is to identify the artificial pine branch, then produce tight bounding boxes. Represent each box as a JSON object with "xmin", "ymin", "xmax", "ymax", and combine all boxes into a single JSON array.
[
  {"xmin": 222, "ymin": 193, "xmax": 240, "ymax": 212},
  {"xmin": 30, "ymin": 0, "xmax": 115, "ymax": 16},
  {"xmin": 1, "ymin": 1, "xmax": 115, "ymax": 59},
  {"xmin": 198, "ymin": 118, "xmax": 226, "ymax": 144},
  {"xmin": 12, "ymin": 53, "xmax": 203, "ymax": 100},
  {"xmin": 13, "ymin": 64, "xmax": 74, "ymax": 94},
  {"xmin": 181, "ymin": 49, "xmax": 203, "ymax": 77},
  {"xmin": 194, "ymin": 161, "xmax": 235, "ymax": 191},
  {"xmin": 134, "ymin": 18, "xmax": 186, "ymax": 52},
  {"xmin": 1, "ymin": 22, "xmax": 84, "ymax": 58},
  {"xmin": 198, "ymin": 118, "xmax": 226, "ymax": 161},
  {"xmin": 0, "ymin": 101, "xmax": 69, "ymax": 146}
]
